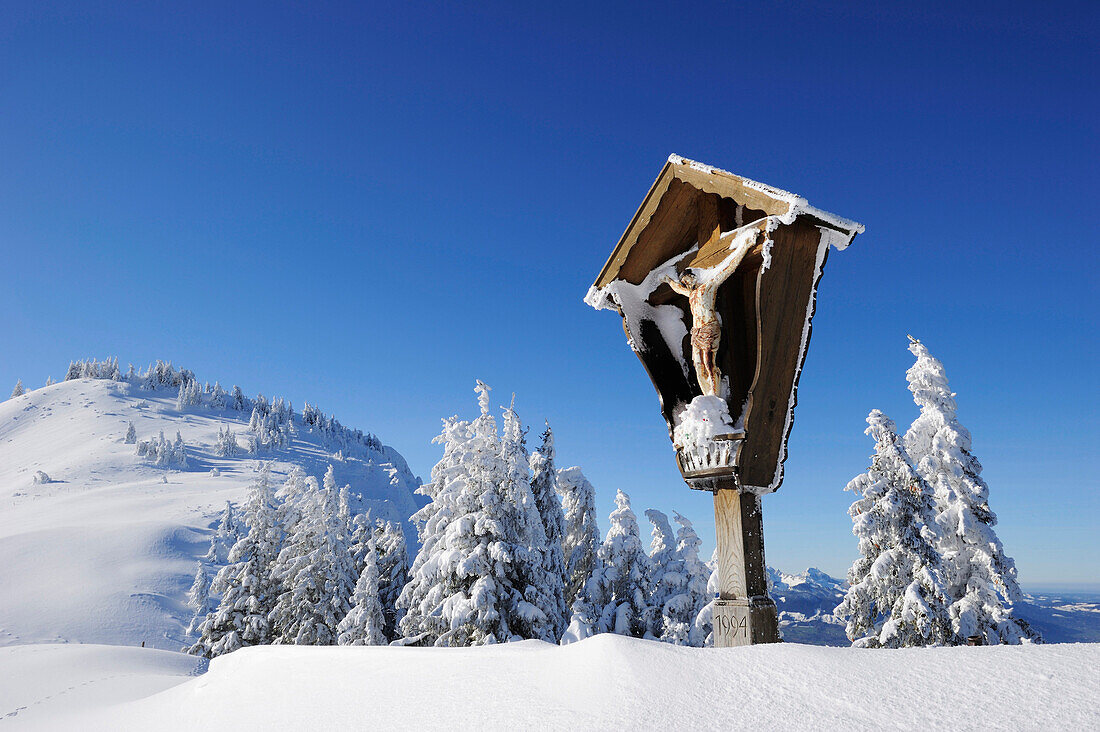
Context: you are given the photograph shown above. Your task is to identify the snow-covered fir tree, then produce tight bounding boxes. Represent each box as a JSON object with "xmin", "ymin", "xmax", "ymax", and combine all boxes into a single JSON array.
[
  {"xmin": 556, "ymin": 466, "xmax": 601, "ymax": 611},
  {"xmin": 693, "ymin": 550, "xmax": 720, "ymax": 647},
  {"xmin": 231, "ymin": 385, "xmax": 246, "ymax": 411},
  {"xmin": 643, "ymin": 509, "xmax": 678, "ymax": 639},
  {"xmin": 564, "ymin": 489, "xmax": 650, "ymax": 641},
  {"xmin": 498, "ymin": 400, "xmax": 558, "ymax": 643},
  {"xmin": 643, "ymin": 509, "xmax": 710, "ymax": 645},
  {"xmin": 203, "ymin": 502, "xmax": 240, "ymax": 565},
  {"xmin": 268, "ymin": 466, "xmax": 357, "ymax": 645},
  {"xmin": 176, "ymin": 379, "xmax": 202, "ymax": 410},
  {"xmin": 45, "ymin": 376, "xmax": 54, "ymax": 387},
  {"xmin": 135, "ymin": 430, "xmax": 188, "ymax": 468},
  {"xmin": 397, "ymin": 411, "xmax": 471, "ymax": 645},
  {"xmin": 210, "ymin": 381, "xmax": 226, "ymax": 409},
  {"xmin": 348, "ymin": 511, "xmax": 374, "ymax": 575},
  {"xmin": 665, "ymin": 512, "xmax": 711, "ymax": 646},
  {"xmin": 835, "ymin": 410, "xmax": 953, "ymax": 648},
  {"xmin": 399, "ymin": 382, "xmax": 528, "ymax": 646},
  {"xmin": 528, "ymin": 423, "xmax": 568, "ymax": 641},
  {"xmin": 190, "ymin": 464, "xmax": 281, "ymax": 657},
  {"xmin": 215, "ymin": 426, "xmax": 239, "ymax": 457},
  {"xmin": 11, "ymin": 379, "xmax": 24, "ymax": 398},
  {"xmin": 373, "ymin": 519, "xmax": 409, "ymax": 642},
  {"xmin": 124, "ymin": 421, "xmax": 137, "ymax": 444},
  {"xmin": 903, "ymin": 337, "xmax": 1038, "ymax": 644},
  {"xmin": 337, "ymin": 542, "xmax": 386, "ymax": 646},
  {"xmin": 185, "ymin": 562, "xmax": 216, "ymax": 638}
]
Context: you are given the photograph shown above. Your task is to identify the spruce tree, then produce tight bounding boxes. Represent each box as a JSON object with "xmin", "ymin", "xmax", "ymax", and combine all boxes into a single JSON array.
[
  {"xmin": 498, "ymin": 401, "xmax": 557, "ymax": 643},
  {"xmin": 566, "ymin": 489, "xmax": 650, "ymax": 640},
  {"xmin": 203, "ymin": 502, "xmax": 240, "ymax": 565},
  {"xmin": 835, "ymin": 411, "xmax": 953, "ymax": 648},
  {"xmin": 643, "ymin": 509, "xmax": 678, "ymax": 639},
  {"xmin": 190, "ymin": 464, "xmax": 280, "ymax": 657},
  {"xmin": 556, "ymin": 466, "xmax": 601, "ymax": 611},
  {"xmin": 10, "ymin": 380, "xmax": 24, "ymax": 398},
  {"xmin": 124, "ymin": 421, "xmax": 137, "ymax": 445},
  {"xmin": 528, "ymin": 423, "xmax": 568, "ymax": 641},
  {"xmin": 397, "ymin": 411, "xmax": 475, "ymax": 645},
  {"xmin": 693, "ymin": 550, "xmax": 720, "ymax": 647},
  {"xmin": 667, "ymin": 512, "xmax": 711, "ymax": 646},
  {"xmin": 904, "ymin": 337, "xmax": 1038, "ymax": 644},
  {"xmin": 373, "ymin": 519, "xmax": 409, "ymax": 642},
  {"xmin": 398, "ymin": 382, "xmax": 517, "ymax": 646},
  {"xmin": 337, "ymin": 544, "xmax": 386, "ymax": 646},
  {"xmin": 185, "ymin": 562, "xmax": 215, "ymax": 638},
  {"xmin": 268, "ymin": 469, "xmax": 357, "ymax": 645},
  {"xmin": 231, "ymin": 385, "xmax": 246, "ymax": 411}
]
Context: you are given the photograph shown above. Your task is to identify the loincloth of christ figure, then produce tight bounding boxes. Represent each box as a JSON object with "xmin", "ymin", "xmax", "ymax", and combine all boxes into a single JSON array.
[{"xmin": 662, "ymin": 230, "xmax": 758, "ymax": 397}]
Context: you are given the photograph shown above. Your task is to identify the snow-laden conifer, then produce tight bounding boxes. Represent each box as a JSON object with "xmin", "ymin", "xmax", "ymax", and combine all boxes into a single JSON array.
[
  {"xmin": 215, "ymin": 426, "xmax": 239, "ymax": 457},
  {"xmin": 185, "ymin": 562, "xmax": 216, "ymax": 638},
  {"xmin": 528, "ymin": 423, "xmax": 568, "ymax": 640},
  {"xmin": 565, "ymin": 489, "xmax": 650, "ymax": 641},
  {"xmin": 275, "ymin": 465, "xmax": 309, "ymax": 541},
  {"xmin": 231, "ymin": 385, "xmax": 246, "ymax": 411},
  {"xmin": 268, "ymin": 466, "xmax": 357, "ymax": 645},
  {"xmin": 693, "ymin": 550, "xmax": 720, "ymax": 647},
  {"xmin": 190, "ymin": 464, "xmax": 280, "ymax": 657},
  {"xmin": 665, "ymin": 512, "xmax": 711, "ymax": 646},
  {"xmin": 124, "ymin": 421, "xmax": 137, "ymax": 444},
  {"xmin": 556, "ymin": 466, "xmax": 601, "ymax": 611},
  {"xmin": 203, "ymin": 502, "xmax": 240, "ymax": 565},
  {"xmin": 337, "ymin": 542, "xmax": 386, "ymax": 646},
  {"xmin": 835, "ymin": 411, "xmax": 953, "ymax": 648},
  {"xmin": 498, "ymin": 401, "xmax": 558, "ymax": 643},
  {"xmin": 45, "ymin": 376, "xmax": 55, "ymax": 387},
  {"xmin": 373, "ymin": 519, "xmax": 409, "ymax": 642},
  {"xmin": 397, "ymin": 411, "xmax": 473, "ymax": 645},
  {"xmin": 398, "ymin": 382, "xmax": 518, "ymax": 646},
  {"xmin": 643, "ymin": 509, "xmax": 677, "ymax": 639},
  {"xmin": 210, "ymin": 382, "xmax": 227, "ymax": 409},
  {"xmin": 903, "ymin": 337, "xmax": 1038, "ymax": 644},
  {"xmin": 11, "ymin": 380, "xmax": 24, "ymax": 398}
]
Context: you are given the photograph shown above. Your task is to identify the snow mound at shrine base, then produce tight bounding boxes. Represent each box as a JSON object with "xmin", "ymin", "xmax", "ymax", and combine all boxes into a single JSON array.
[{"xmin": 5, "ymin": 636, "xmax": 1098, "ymax": 731}]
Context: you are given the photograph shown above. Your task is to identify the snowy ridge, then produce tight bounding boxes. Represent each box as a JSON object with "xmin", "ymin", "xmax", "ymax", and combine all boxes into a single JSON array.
[{"xmin": 0, "ymin": 365, "xmax": 424, "ymax": 651}]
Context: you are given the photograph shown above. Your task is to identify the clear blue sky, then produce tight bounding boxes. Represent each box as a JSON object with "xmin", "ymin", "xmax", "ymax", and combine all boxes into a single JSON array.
[{"xmin": 2, "ymin": 1, "xmax": 1096, "ymax": 587}]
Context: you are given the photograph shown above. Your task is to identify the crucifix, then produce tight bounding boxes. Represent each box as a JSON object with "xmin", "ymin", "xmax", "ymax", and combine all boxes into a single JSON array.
[
  {"xmin": 660, "ymin": 230, "xmax": 758, "ymax": 397},
  {"xmin": 586, "ymin": 155, "xmax": 863, "ymax": 646}
]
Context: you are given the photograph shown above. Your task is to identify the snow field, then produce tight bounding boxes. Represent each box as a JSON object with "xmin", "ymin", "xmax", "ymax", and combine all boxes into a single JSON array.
[{"xmin": 3, "ymin": 636, "xmax": 1097, "ymax": 731}]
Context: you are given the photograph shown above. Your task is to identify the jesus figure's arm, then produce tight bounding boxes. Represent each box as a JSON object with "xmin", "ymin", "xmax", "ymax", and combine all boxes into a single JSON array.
[
  {"xmin": 661, "ymin": 275, "xmax": 692, "ymax": 297},
  {"xmin": 710, "ymin": 231, "xmax": 759, "ymax": 287}
]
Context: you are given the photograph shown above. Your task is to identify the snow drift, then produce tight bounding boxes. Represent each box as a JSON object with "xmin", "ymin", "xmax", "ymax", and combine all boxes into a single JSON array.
[{"xmin": 2, "ymin": 635, "xmax": 1097, "ymax": 730}]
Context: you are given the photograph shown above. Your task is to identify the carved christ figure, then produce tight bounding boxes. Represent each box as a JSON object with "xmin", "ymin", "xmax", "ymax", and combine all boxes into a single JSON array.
[{"xmin": 662, "ymin": 231, "xmax": 758, "ymax": 396}]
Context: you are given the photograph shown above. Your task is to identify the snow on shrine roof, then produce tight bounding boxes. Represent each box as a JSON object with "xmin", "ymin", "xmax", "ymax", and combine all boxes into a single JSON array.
[{"xmin": 593, "ymin": 154, "xmax": 864, "ymax": 290}]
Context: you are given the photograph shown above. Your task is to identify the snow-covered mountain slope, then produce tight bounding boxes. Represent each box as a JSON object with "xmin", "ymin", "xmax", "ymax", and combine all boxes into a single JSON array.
[
  {"xmin": 4, "ymin": 636, "xmax": 1097, "ymax": 731},
  {"xmin": 769, "ymin": 568, "xmax": 849, "ymax": 646},
  {"xmin": 0, "ymin": 374, "xmax": 423, "ymax": 651}
]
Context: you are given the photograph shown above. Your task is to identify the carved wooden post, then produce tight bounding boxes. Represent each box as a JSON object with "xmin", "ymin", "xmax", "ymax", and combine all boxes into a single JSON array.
[{"xmin": 586, "ymin": 155, "xmax": 862, "ymax": 646}]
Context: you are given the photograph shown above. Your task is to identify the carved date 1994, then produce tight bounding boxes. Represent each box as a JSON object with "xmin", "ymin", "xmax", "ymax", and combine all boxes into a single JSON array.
[{"xmin": 716, "ymin": 612, "xmax": 748, "ymax": 638}]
